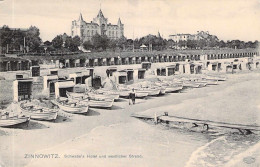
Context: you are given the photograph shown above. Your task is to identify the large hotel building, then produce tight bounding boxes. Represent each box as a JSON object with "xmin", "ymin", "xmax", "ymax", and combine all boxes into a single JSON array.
[{"xmin": 71, "ymin": 9, "xmax": 124, "ymax": 42}]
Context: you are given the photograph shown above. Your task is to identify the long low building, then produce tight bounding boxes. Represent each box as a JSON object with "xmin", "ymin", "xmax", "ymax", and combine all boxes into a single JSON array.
[{"xmin": 0, "ymin": 49, "xmax": 259, "ymax": 72}]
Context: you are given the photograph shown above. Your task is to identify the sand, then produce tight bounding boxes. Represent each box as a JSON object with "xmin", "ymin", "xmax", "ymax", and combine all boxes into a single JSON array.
[{"xmin": 0, "ymin": 70, "xmax": 260, "ymax": 167}]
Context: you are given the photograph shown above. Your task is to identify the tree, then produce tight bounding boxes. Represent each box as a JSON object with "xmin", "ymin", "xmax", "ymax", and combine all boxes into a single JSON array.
[
  {"xmin": 0, "ymin": 25, "xmax": 13, "ymax": 53},
  {"xmin": 178, "ymin": 40, "xmax": 187, "ymax": 49},
  {"xmin": 116, "ymin": 36, "xmax": 127, "ymax": 50},
  {"xmin": 91, "ymin": 34, "xmax": 109, "ymax": 51},
  {"xmin": 198, "ymin": 39, "xmax": 206, "ymax": 49},
  {"xmin": 82, "ymin": 40, "xmax": 93, "ymax": 50},
  {"xmin": 26, "ymin": 26, "xmax": 42, "ymax": 52},
  {"xmin": 64, "ymin": 35, "xmax": 80, "ymax": 51},
  {"xmin": 52, "ymin": 35, "xmax": 63, "ymax": 49},
  {"xmin": 108, "ymin": 39, "xmax": 117, "ymax": 50},
  {"xmin": 187, "ymin": 40, "xmax": 197, "ymax": 49},
  {"xmin": 219, "ymin": 40, "xmax": 226, "ymax": 48},
  {"xmin": 44, "ymin": 40, "xmax": 52, "ymax": 46}
]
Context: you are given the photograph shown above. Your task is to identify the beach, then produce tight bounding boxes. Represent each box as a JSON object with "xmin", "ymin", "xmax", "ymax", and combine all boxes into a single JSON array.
[{"xmin": 0, "ymin": 70, "xmax": 260, "ymax": 167}]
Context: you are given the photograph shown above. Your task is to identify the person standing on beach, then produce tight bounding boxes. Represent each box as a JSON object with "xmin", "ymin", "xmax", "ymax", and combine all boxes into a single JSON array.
[{"xmin": 129, "ymin": 88, "xmax": 136, "ymax": 105}]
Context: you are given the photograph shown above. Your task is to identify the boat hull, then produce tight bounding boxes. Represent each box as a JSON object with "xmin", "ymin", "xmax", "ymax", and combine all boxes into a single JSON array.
[
  {"xmin": 136, "ymin": 89, "xmax": 161, "ymax": 96},
  {"xmin": 165, "ymin": 86, "xmax": 183, "ymax": 93},
  {"xmin": 81, "ymin": 99, "xmax": 114, "ymax": 109},
  {"xmin": 19, "ymin": 103, "xmax": 58, "ymax": 121},
  {"xmin": 0, "ymin": 117, "xmax": 30, "ymax": 128},
  {"xmin": 51, "ymin": 100, "xmax": 88, "ymax": 114}
]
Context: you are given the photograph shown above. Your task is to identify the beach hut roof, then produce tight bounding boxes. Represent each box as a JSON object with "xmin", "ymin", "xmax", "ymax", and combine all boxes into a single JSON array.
[{"xmin": 55, "ymin": 80, "xmax": 75, "ymax": 88}]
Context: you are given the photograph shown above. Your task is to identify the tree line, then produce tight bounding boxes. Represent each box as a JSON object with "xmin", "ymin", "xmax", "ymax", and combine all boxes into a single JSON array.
[
  {"xmin": 0, "ymin": 25, "xmax": 41, "ymax": 53},
  {"xmin": 0, "ymin": 25, "xmax": 259, "ymax": 54},
  {"xmin": 170, "ymin": 39, "xmax": 259, "ymax": 50}
]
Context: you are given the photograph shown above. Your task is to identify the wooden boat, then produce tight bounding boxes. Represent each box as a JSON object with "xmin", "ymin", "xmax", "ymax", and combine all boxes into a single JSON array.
[
  {"xmin": 66, "ymin": 92, "xmax": 114, "ymax": 109},
  {"xmin": 79, "ymin": 99, "xmax": 114, "ymax": 109},
  {"xmin": 206, "ymin": 75, "xmax": 226, "ymax": 81},
  {"xmin": 88, "ymin": 92, "xmax": 119, "ymax": 101},
  {"xmin": 135, "ymin": 92, "xmax": 149, "ymax": 98},
  {"xmin": 66, "ymin": 91, "xmax": 116, "ymax": 101},
  {"xmin": 183, "ymin": 81, "xmax": 200, "ymax": 88},
  {"xmin": 96, "ymin": 89, "xmax": 121, "ymax": 96},
  {"xmin": 19, "ymin": 101, "xmax": 58, "ymax": 121},
  {"xmin": 51, "ymin": 98, "xmax": 89, "ymax": 114},
  {"xmin": 0, "ymin": 115, "xmax": 30, "ymax": 128},
  {"xmin": 135, "ymin": 88, "xmax": 161, "ymax": 96},
  {"xmin": 205, "ymin": 79, "xmax": 218, "ymax": 85},
  {"xmin": 164, "ymin": 86, "xmax": 183, "ymax": 93}
]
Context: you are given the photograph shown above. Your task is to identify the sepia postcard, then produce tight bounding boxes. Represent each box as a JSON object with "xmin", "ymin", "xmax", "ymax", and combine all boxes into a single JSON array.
[{"xmin": 0, "ymin": 0, "xmax": 259, "ymax": 166}]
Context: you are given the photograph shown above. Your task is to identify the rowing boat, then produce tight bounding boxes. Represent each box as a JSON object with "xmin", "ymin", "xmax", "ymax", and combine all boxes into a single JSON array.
[
  {"xmin": 19, "ymin": 101, "xmax": 58, "ymax": 121},
  {"xmin": 66, "ymin": 91, "xmax": 116, "ymax": 101},
  {"xmin": 51, "ymin": 98, "xmax": 89, "ymax": 114},
  {"xmin": 78, "ymin": 99, "xmax": 114, "ymax": 109},
  {"xmin": 66, "ymin": 92, "xmax": 114, "ymax": 109},
  {"xmin": 164, "ymin": 86, "xmax": 183, "ymax": 93},
  {"xmin": 0, "ymin": 116, "xmax": 30, "ymax": 128},
  {"xmin": 135, "ymin": 88, "xmax": 161, "ymax": 96}
]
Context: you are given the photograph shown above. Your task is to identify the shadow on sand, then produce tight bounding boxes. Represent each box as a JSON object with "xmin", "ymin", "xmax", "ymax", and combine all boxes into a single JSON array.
[
  {"xmin": 53, "ymin": 115, "xmax": 72, "ymax": 123},
  {"xmin": 110, "ymin": 105, "xmax": 124, "ymax": 110},
  {"xmin": 115, "ymin": 98, "xmax": 127, "ymax": 102},
  {"xmin": 23, "ymin": 121, "xmax": 49, "ymax": 130},
  {"xmin": 83, "ymin": 109, "xmax": 100, "ymax": 116}
]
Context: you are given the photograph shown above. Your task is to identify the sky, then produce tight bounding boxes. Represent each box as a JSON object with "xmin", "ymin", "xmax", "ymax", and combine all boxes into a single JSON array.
[{"xmin": 0, "ymin": 0, "xmax": 260, "ymax": 42}]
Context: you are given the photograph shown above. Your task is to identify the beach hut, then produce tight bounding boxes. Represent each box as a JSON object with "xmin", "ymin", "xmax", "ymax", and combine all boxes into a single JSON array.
[
  {"xmin": 155, "ymin": 67, "xmax": 166, "ymax": 76},
  {"xmin": 49, "ymin": 68, "xmax": 59, "ymax": 76},
  {"xmin": 112, "ymin": 70, "xmax": 128, "ymax": 84},
  {"xmin": 30, "ymin": 66, "xmax": 40, "ymax": 77},
  {"xmin": 92, "ymin": 76, "xmax": 102, "ymax": 89},
  {"xmin": 193, "ymin": 63, "xmax": 203, "ymax": 74},
  {"xmin": 166, "ymin": 65, "xmax": 176, "ymax": 76},
  {"xmin": 15, "ymin": 73, "xmax": 30, "ymax": 79},
  {"xmin": 86, "ymin": 67, "xmax": 94, "ymax": 77},
  {"xmin": 208, "ymin": 62, "xmax": 218, "ymax": 71},
  {"xmin": 54, "ymin": 80, "xmax": 75, "ymax": 98},
  {"xmin": 134, "ymin": 68, "xmax": 146, "ymax": 80},
  {"xmin": 125, "ymin": 69, "xmax": 134, "ymax": 82},
  {"xmin": 225, "ymin": 63, "xmax": 233, "ymax": 73},
  {"xmin": 141, "ymin": 62, "xmax": 152, "ymax": 70},
  {"xmin": 13, "ymin": 78, "xmax": 33, "ymax": 102},
  {"xmin": 69, "ymin": 71, "xmax": 91, "ymax": 85},
  {"xmin": 106, "ymin": 67, "xmax": 117, "ymax": 77},
  {"xmin": 232, "ymin": 59, "xmax": 241, "ymax": 71},
  {"xmin": 43, "ymin": 75, "xmax": 58, "ymax": 91},
  {"xmin": 256, "ymin": 62, "xmax": 260, "ymax": 69}
]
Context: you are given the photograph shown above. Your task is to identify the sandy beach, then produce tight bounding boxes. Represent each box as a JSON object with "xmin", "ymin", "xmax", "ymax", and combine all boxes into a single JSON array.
[{"xmin": 0, "ymin": 70, "xmax": 260, "ymax": 167}]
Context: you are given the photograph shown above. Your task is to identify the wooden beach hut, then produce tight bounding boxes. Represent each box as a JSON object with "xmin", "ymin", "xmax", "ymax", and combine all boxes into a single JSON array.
[
  {"xmin": 43, "ymin": 75, "xmax": 59, "ymax": 91},
  {"xmin": 13, "ymin": 78, "xmax": 33, "ymax": 102},
  {"xmin": 49, "ymin": 68, "xmax": 59, "ymax": 75},
  {"xmin": 30, "ymin": 66, "xmax": 40, "ymax": 77},
  {"xmin": 54, "ymin": 80, "xmax": 75, "ymax": 98},
  {"xmin": 106, "ymin": 67, "xmax": 117, "ymax": 77},
  {"xmin": 69, "ymin": 71, "xmax": 91, "ymax": 84},
  {"xmin": 112, "ymin": 70, "xmax": 128, "ymax": 84},
  {"xmin": 133, "ymin": 68, "xmax": 146, "ymax": 80},
  {"xmin": 141, "ymin": 62, "xmax": 152, "ymax": 70}
]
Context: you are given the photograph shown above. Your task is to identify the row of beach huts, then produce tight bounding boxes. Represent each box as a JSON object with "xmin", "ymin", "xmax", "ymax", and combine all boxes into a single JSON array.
[{"xmin": 0, "ymin": 55, "xmax": 259, "ymax": 128}]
